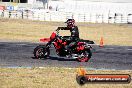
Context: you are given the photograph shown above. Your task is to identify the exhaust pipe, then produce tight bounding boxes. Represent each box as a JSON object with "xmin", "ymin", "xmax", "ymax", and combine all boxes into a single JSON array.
[
  {"xmin": 72, "ymin": 54, "xmax": 79, "ymax": 59},
  {"xmin": 72, "ymin": 54, "xmax": 86, "ymax": 59}
]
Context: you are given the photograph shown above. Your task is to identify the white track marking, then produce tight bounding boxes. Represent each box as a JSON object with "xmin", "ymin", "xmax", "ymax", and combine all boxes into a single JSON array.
[
  {"xmin": 127, "ymin": 49, "xmax": 132, "ymax": 51},
  {"xmin": 16, "ymin": 44, "xmax": 27, "ymax": 46},
  {"xmin": 105, "ymin": 48, "xmax": 114, "ymax": 50}
]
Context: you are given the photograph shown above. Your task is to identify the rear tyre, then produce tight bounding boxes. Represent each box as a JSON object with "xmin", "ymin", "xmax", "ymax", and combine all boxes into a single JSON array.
[
  {"xmin": 76, "ymin": 50, "xmax": 92, "ymax": 62},
  {"xmin": 34, "ymin": 45, "xmax": 50, "ymax": 59}
]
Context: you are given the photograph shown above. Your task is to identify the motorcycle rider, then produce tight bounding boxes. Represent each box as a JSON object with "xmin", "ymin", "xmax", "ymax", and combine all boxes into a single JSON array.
[
  {"xmin": 55, "ymin": 19, "xmax": 80, "ymax": 56},
  {"xmin": 64, "ymin": 19, "xmax": 80, "ymax": 56}
]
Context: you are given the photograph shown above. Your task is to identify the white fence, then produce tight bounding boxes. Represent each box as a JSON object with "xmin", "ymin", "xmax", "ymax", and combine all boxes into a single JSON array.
[{"xmin": 0, "ymin": 10, "xmax": 132, "ymax": 23}]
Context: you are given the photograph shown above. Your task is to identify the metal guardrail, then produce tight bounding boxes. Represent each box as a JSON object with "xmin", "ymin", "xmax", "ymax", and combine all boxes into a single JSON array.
[{"xmin": 0, "ymin": 10, "xmax": 132, "ymax": 23}]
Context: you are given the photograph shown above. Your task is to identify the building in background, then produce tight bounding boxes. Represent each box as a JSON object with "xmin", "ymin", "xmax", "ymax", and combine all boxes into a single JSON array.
[
  {"xmin": 0, "ymin": 0, "xmax": 132, "ymax": 23},
  {"xmin": 0, "ymin": 0, "xmax": 27, "ymax": 3},
  {"xmin": 0, "ymin": 0, "xmax": 132, "ymax": 12}
]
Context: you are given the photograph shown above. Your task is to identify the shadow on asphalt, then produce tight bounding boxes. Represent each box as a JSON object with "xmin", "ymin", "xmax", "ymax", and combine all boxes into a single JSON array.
[{"xmin": 31, "ymin": 56, "xmax": 76, "ymax": 61}]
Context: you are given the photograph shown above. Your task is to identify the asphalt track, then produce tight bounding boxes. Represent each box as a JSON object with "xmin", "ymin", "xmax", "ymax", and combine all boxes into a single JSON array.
[{"xmin": 0, "ymin": 42, "xmax": 132, "ymax": 70}]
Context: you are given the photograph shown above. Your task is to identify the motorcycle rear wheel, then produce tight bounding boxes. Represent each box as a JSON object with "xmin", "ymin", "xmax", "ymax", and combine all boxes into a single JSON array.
[
  {"xmin": 76, "ymin": 50, "xmax": 91, "ymax": 62},
  {"xmin": 34, "ymin": 45, "xmax": 50, "ymax": 59}
]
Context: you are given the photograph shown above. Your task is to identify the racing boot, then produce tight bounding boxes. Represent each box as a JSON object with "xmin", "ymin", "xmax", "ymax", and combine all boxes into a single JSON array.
[{"xmin": 66, "ymin": 49, "xmax": 72, "ymax": 58}]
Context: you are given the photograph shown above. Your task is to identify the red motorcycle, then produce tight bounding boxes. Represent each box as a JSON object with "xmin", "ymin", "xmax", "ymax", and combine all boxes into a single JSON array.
[{"xmin": 33, "ymin": 27, "xmax": 93, "ymax": 62}]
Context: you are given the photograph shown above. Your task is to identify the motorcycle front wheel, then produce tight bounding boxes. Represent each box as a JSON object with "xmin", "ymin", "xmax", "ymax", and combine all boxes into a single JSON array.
[{"xmin": 33, "ymin": 45, "xmax": 50, "ymax": 59}]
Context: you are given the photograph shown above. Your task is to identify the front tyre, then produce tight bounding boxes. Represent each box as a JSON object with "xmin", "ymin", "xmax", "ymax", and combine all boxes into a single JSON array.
[
  {"xmin": 34, "ymin": 45, "xmax": 50, "ymax": 59},
  {"xmin": 76, "ymin": 50, "xmax": 92, "ymax": 62}
]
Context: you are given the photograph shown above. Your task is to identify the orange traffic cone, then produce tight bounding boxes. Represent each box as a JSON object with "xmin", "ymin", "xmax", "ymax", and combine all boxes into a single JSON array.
[
  {"xmin": 99, "ymin": 37, "xmax": 104, "ymax": 47},
  {"xmin": 77, "ymin": 67, "xmax": 87, "ymax": 76}
]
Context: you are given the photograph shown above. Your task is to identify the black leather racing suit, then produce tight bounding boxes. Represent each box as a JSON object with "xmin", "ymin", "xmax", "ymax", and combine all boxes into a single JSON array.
[
  {"xmin": 56, "ymin": 26, "xmax": 79, "ymax": 54},
  {"xmin": 65, "ymin": 26, "xmax": 79, "ymax": 53}
]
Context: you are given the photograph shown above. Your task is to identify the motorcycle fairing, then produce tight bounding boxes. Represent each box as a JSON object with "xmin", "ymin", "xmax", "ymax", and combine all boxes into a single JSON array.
[
  {"xmin": 39, "ymin": 32, "xmax": 57, "ymax": 43},
  {"xmin": 50, "ymin": 32, "xmax": 57, "ymax": 40}
]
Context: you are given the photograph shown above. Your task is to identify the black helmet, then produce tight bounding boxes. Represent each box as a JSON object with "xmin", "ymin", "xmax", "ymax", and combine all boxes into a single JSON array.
[{"xmin": 65, "ymin": 19, "xmax": 75, "ymax": 28}]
